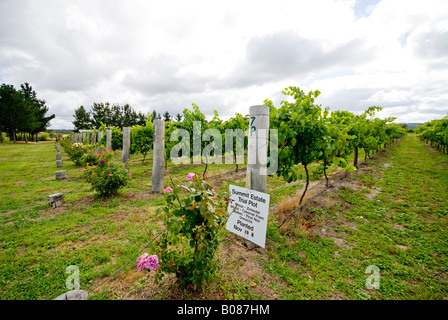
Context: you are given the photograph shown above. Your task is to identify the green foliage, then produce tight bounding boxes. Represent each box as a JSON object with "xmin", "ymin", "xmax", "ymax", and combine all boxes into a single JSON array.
[
  {"xmin": 83, "ymin": 151, "xmax": 132, "ymax": 196},
  {"xmin": 130, "ymin": 122, "xmax": 153, "ymax": 163},
  {"xmin": 0, "ymin": 82, "xmax": 54, "ymax": 143},
  {"xmin": 74, "ymin": 102, "xmax": 147, "ymax": 130},
  {"xmin": 416, "ymin": 114, "xmax": 448, "ymax": 153},
  {"xmin": 38, "ymin": 132, "xmax": 51, "ymax": 141},
  {"xmin": 154, "ymin": 173, "xmax": 230, "ymax": 287},
  {"xmin": 65, "ymin": 142, "xmax": 87, "ymax": 166},
  {"xmin": 165, "ymin": 104, "xmax": 225, "ymax": 175},
  {"xmin": 97, "ymin": 126, "xmax": 123, "ymax": 151},
  {"xmin": 267, "ymin": 86, "xmax": 328, "ymax": 204},
  {"xmin": 72, "ymin": 106, "xmax": 91, "ymax": 131},
  {"xmin": 222, "ymin": 113, "xmax": 249, "ymax": 171},
  {"xmin": 79, "ymin": 149, "xmax": 101, "ymax": 167}
]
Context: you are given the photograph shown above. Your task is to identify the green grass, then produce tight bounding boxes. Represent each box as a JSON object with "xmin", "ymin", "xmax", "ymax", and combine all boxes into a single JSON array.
[
  {"xmin": 0, "ymin": 135, "xmax": 447, "ymax": 300},
  {"xmin": 265, "ymin": 134, "xmax": 448, "ymax": 299}
]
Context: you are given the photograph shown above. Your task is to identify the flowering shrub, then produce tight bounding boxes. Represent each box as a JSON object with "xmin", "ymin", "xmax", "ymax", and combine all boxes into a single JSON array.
[
  {"xmin": 66, "ymin": 142, "xmax": 86, "ymax": 166},
  {"xmin": 83, "ymin": 151, "xmax": 131, "ymax": 196},
  {"xmin": 80, "ymin": 150, "xmax": 101, "ymax": 167},
  {"xmin": 152, "ymin": 172, "xmax": 230, "ymax": 287}
]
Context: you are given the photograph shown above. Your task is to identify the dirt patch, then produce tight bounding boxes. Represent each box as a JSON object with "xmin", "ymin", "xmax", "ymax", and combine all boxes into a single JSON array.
[
  {"xmin": 211, "ymin": 167, "xmax": 247, "ymax": 187},
  {"xmin": 364, "ymin": 186, "xmax": 381, "ymax": 201},
  {"xmin": 72, "ymin": 195, "xmax": 97, "ymax": 207},
  {"xmin": 27, "ymin": 206, "xmax": 69, "ymax": 222},
  {"xmin": 395, "ymin": 244, "xmax": 411, "ymax": 251}
]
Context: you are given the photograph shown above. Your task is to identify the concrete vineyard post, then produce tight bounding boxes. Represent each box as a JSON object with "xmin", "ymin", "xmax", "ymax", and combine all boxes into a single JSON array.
[
  {"xmin": 152, "ymin": 119, "xmax": 165, "ymax": 192},
  {"xmin": 121, "ymin": 127, "xmax": 130, "ymax": 163}
]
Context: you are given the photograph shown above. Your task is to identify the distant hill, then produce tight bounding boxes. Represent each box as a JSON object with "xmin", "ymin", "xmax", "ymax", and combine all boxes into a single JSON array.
[
  {"xmin": 48, "ymin": 129, "xmax": 74, "ymax": 134},
  {"xmin": 398, "ymin": 123, "xmax": 425, "ymax": 129}
]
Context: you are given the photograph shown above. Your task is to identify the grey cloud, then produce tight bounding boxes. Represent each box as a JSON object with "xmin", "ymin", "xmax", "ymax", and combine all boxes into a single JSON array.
[
  {"xmin": 217, "ymin": 31, "xmax": 375, "ymax": 89},
  {"xmin": 317, "ymin": 88, "xmax": 380, "ymax": 112},
  {"xmin": 411, "ymin": 29, "xmax": 448, "ymax": 60},
  {"xmin": 319, "ymin": 86, "xmax": 448, "ymax": 122},
  {"xmin": 122, "ymin": 55, "xmax": 215, "ymax": 95}
]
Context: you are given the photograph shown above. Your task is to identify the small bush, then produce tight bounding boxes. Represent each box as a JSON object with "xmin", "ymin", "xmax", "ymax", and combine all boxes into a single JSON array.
[
  {"xmin": 65, "ymin": 142, "xmax": 86, "ymax": 166},
  {"xmin": 79, "ymin": 149, "xmax": 101, "ymax": 167},
  {"xmin": 38, "ymin": 132, "xmax": 51, "ymax": 141},
  {"xmin": 153, "ymin": 172, "xmax": 230, "ymax": 287},
  {"xmin": 83, "ymin": 151, "xmax": 132, "ymax": 196}
]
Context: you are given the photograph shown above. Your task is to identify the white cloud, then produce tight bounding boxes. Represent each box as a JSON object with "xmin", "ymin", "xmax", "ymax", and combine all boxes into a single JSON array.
[{"xmin": 0, "ymin": 0, "xmax": 447, "ymax": 128}]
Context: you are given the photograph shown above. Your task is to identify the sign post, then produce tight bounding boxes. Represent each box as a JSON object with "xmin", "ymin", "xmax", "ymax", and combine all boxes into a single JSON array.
[{"xmin": 225, "ymin": 184, "xmax": 270, "ymax": 248}]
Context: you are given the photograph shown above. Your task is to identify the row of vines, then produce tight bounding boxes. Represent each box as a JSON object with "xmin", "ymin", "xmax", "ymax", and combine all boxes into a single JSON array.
[
  {"xmin": 63, "ymin": 86, "xmax": 407, "ymax": 202},
  {"xmin": 415, "ymin": 115, "xmax": 448, "ymax": 154}
]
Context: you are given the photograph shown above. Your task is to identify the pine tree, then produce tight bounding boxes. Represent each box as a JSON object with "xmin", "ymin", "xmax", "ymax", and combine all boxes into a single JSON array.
[{"xmin": 72, "ymin": 106, "xmax": 91, "ymax": 131}]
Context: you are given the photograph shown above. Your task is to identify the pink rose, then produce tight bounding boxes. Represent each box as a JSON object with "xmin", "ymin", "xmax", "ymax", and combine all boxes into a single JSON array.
[
  {"xmin": 186, "ymin": 172, "xmax": 195, "ymax": 181},
  {"xmin": 100, "ymin": 159, "xmax": 105, "ymax": 164},
  {"xmin": 137, "ymin": 253, "xmax": 159, "ymax": 272},
  {"xmin": 136, "ymin": 253, "xmax": 148, "ymax": 272},
  {"xmin": 164, "ymin": 187, "xmax": 173, "ymax": 192}
]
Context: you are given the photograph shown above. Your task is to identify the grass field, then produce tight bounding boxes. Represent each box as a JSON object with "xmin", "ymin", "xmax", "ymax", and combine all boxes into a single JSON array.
[{"xmin": 0, "ymin": 134, "xmax": 447, "ymax": 300}]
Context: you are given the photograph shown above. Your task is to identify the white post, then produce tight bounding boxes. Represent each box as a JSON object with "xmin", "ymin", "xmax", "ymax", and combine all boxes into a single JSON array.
[
  {"xmin": 244, "ymin": 105, "xmax": 269, "ymax": 249},
  {"xmin": 246, "ymin": 105, "xmax": 269, "ymax": 193},
  {"xmin": 152, "ymin": 119, "xmax": 165, "ymax": 192}
]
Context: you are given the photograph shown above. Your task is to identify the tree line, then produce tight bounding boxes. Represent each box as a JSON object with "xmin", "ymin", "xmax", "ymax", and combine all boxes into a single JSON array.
[
  {"xmin": 0, "ymin": 83, "xmax": 55, "ymax": 143},
  {"xmin": 72, "ymin": 103, "xmax": 184, "ymax": 131}
]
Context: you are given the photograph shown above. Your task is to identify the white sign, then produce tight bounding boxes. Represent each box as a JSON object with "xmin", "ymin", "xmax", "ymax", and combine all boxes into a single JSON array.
[{"xmin": 226, "ymin": 184, "xmax": 270, "ymax": 248}]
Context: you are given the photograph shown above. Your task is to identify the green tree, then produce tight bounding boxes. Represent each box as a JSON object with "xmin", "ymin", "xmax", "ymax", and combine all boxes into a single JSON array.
[
  {"xmin": 91, "ymin": 102, "xmax": 112, "ymax": 128},
  {"xmin": 20, "ymin": 83, "xmax": 54, "ymax": 142},
  {"xmin": 0, "ymin": 84, "xmax": 25, "ymax": 143},
  {"xmin": 72, "ymin": 106, "xmax": 91, "ymax": 132},
  {"xmin": 163, "ymin": 111, "xmax": 171, "ymax": 122}
]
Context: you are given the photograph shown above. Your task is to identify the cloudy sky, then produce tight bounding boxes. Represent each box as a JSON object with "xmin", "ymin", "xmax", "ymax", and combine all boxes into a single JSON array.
[{"xmin": 1, "ymin": 0, "xmax": 447, "ymax": 129}]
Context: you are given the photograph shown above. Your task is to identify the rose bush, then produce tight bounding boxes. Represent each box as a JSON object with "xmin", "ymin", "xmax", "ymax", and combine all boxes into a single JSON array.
[
  {"xmin": 151, "ymin": 172, "xmax": 230, "ymax": 287},
  {"xmin": 83, "ymin": 151, "xmax": 132, "ymax": 196}
]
